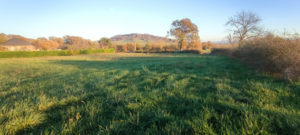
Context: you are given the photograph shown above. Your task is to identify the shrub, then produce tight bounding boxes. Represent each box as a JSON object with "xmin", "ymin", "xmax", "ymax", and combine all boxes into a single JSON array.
[
  {"xmin": 79, "ymin": 49, "xmax": 89, "ymax": 54},
  {"xmin": 144, "ymin": 44, "xmax": 152, "ymax": 53},
  {"xmin": 31, "ymin": 39, "xmax": 59, "ymax": 50},
  {"xmin": 163, "ymin": 45, "xmax": 178, "ymax": 52},
  {"xmin": 136, "ymin": 44, "xmax": 143, "ymax": 53},
  {"xmin": 150, "ymin": 44, "xmax": 163, "ymax": 52},
  {"xmin": 116, "ymin": 45, "xmax": 127, "ymax": 52},
  {"xmin": 202, "ymin": 41, "xmax": 213, "ymax": 50},
  {"xmin": 234, "ymin": 34, "xmax": 300, "ymax": 81},
  {"xmin": 126, "ymin": 43, "xmax": 136, "ymax": 52},
  {"xmin": 0, "ymin": 46, "xmax": 7, "ymax": 51},
  {"xmin": 210, "ymin": 44, "xmax": 236, "ymax": 56}
]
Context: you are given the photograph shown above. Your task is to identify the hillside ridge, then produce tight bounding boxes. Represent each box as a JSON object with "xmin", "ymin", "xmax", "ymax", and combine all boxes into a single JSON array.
[{"xmin": 110, "ymin": 33, "xmax": 176, "ymax": 45}]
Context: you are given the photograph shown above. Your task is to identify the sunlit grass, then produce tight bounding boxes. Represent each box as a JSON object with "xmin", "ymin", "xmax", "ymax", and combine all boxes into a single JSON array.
[
  {"xmin": 0, "ymin": 49, "xmax": 115, "ymax": 58},
  {"xmin": 0, "ymin": 53, "xmax": 299, "ymax": 134}
]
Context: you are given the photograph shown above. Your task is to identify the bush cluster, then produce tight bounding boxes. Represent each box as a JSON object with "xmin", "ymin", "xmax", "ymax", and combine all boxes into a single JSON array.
[{"xmin": 234, "ymin": 34, "xmax": 300, "ymax": 81}]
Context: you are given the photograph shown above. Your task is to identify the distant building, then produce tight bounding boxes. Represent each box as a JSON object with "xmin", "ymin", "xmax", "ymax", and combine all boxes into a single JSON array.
[{"xmin": 1, "ymin": 38, "xmax": 36, "ymax": 51}]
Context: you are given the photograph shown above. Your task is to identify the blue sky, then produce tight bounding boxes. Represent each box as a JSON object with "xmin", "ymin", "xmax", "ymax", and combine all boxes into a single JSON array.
[{"xmin": 0, "ymin": 0, "xmax": 299, "ymax": 41}]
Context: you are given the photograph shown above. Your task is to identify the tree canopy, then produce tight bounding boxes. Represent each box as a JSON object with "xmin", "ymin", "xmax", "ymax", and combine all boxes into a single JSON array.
[
  {"xmin": 0, "ymin": 33, "xmax": 8, "ymax": 44},
  {"xmin": 169, "ymin": 18, "xmax": 200, "ymax": 51},
  {"xmin": 98, "ymin": 38, "xmax": 112, "ymax": 48}
]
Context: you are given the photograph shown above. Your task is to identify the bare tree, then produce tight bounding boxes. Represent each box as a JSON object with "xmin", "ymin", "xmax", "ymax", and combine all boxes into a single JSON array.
[
  {"xmin": 226, "ymin": 11, "xmax": 262, "ymax": 43},
  {"xmin": 226, "ymin": 34, "xmax": 234, "ymax": 45}
]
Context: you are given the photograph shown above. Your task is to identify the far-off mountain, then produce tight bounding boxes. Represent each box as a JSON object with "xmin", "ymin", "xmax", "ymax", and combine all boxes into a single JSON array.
[{"xmin": 110, "ymin": 33, "xmax": 176, "ymax": 46}]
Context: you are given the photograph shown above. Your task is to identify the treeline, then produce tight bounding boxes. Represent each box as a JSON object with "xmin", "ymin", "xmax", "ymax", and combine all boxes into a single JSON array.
[
  {"xmin": 0, "ymin": 33, "xmax": 214, "ymax": 53},
  {"xmin": 0, "ymin": 34, "xmax": 114, "ymax": 51},
  {"xmin": 114, "ymin": 41, "xmax": 212, "ymax": 53}
]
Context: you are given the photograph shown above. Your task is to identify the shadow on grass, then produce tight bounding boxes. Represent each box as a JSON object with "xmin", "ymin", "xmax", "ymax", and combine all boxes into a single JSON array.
[{"xmin": 7, "ymin": 55, "xmax": 299, "ymax": 134}]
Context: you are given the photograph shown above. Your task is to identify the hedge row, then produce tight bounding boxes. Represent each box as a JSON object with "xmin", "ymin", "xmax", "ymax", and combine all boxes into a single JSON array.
[{"xmin": 0, "ymin": 49, "xmax": 115, "ymax": 58}]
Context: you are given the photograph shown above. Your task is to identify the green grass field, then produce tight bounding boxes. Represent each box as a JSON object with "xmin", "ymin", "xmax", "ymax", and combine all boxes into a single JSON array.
[
  {"xmin": 0, "ymin": 49, "xmax": 115, "ymax": 58},
  {"xmin": 0, "ymin": 53, "xmax": 299, "ymax": 134}
]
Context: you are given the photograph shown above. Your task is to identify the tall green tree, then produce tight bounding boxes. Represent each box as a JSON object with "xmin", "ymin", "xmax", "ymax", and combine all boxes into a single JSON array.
[
  {"xmin": 98, "ymin": 38, "xmax": 112, "ymax": 48},
  {"xmin": 169, "ymin": 18, "xmax": 200, "ymax": 51}
]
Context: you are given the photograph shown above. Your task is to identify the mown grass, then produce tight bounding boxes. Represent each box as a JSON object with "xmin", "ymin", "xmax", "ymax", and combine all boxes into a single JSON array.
[
  {"xmin": 0, "ymin": 53, "xmax": 299, "ymax": 134},
  {"xmin": 0, "ymin": 49, "xmax": 115, "ymax": 58}
]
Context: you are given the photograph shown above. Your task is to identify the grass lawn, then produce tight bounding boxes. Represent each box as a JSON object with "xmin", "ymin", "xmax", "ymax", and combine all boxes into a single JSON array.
[
  {"xmin": 0, "ymin": 53, "xmax": 299, "ymax": 134},
  {"xmin": 0, "ymin": 49, "xmax": 115, "ymax": 58}
]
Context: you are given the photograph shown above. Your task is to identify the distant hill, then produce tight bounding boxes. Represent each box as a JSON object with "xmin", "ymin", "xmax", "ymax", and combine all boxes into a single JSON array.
[
  {"xmin": 211, "ymin": 40, "xmax": 230, "ymax": 44},
  {"xmin": 110, "ymin": 33, "xmax": 176, "ymax": 46}
]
